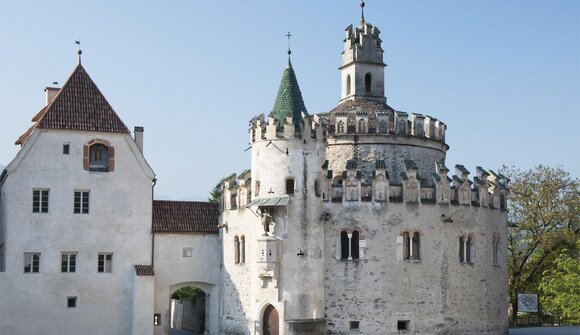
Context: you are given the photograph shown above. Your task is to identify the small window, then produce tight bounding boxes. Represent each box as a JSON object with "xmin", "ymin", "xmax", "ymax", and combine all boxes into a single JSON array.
[
  {"xmin": 351, "ymin": 231, "xmax": 360, "ymax": 260},
  {"xmin": 286, "ymin": 178, "xmax": 295, "ymax": 195},
  {"xmin": 0, "ymin": 243, "xmax": 5, "ymax": 272},
  {"xmin": 89, "ymin": 144, "xmax": 109, "ymax": 172},
  {"xmin": 378, "ymin": 120, "xmax": 387, "ymax": 134},
  {"xmin": 182, "ymin": 248, "xmax": 193, "ymax": 258},
  {"xmin": 97, "ymin": 253, "xmax": 112, "ymax": 273},
  {"xmin": 412, "ymin": 232, "xmax": 421, "ymax": 260},
  {"xmin": 358, "ymin": 119, "xmax": 366, "ymax": 133},
  {"xmin": 32, "ymin": 189, "xmax": 49, "ymax": 213},
  {"xmin": 63, "ymin": 143, "xmax": 70, "ymax": 155},
  {"xmin": 154, "ymin": 313, "xmax": 161, "ymax": 326},
  {"xmin": 74, "ymin": 191, "xmax": 89, "ymax": 214},
  {"xmin": 397, "ymin": 320, "xmax": 410, "ymax": 331},
  {"xmin": 61, "ymin": 252, "xmax": 77, "ymax": 273},
  {"xmin": 349, "ymin": 321, "xmax": 360, "ymax": 330},
  {"xmin": 255, "ymin": 180, "xmax": 261, "ymax": 197},
  {"xmin": 492, "ymin": 235, "xmax": 499, "ymax": 266},
  {"xmin": 240, "ymin": 236, "xmax": 246, "ymax": 264},
  {"xmin": 365, "ymin": 73, "xmax": 372, "ymax": 93},
  {"xmin": 24, "ymin": 253, "xmax": 40, "ymax": 273},
  {"xmin": 234, "ymin": 236, "xmax": 240, "ymax": 264},
  {"xmin": 346, "ymin": 74, "xmax": 351, "ymax": 95},
  {"xmin": 402, "ymin": 232, "xmax": 410, "ymax": 260},
  {"xmin": 67, "ymin": 297, "xmax": 77, "ymax": 308},
  {"xmin": 466, "ymin": 236, "xmax": 473, "ymax": 263},
  {"xmin": 314, "ymin": 179, "xmax": 321, "ymax": 197},
  {"xmin": 340, "ymin": 231, "xmax": 349, "ymax": 260},
  {"xmin": 459, "ymin": 236, "xmax": 465, "ymax": 263}
]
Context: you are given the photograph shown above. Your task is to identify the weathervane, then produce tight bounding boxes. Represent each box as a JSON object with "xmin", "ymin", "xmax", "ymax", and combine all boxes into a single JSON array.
[
  {"xmin": 360, "ymin": 0, "xmax": 366, "ymax": 25},
  {"xmin": 75, "ymin": 40, "xmax": 82, "ymax": 64}
]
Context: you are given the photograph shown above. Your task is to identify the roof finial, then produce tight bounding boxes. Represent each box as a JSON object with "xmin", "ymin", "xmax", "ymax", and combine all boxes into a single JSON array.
[
  {"xmin": 286, "ymin": 32, "xmax": 292, "ymax": 66},
  {"xmin": 360, "ymin": 0, "xmax": 366, "ymax": 27},
  {"xmin": 75, "ymin": 40, "xmax": 82, "ymax": 64}
]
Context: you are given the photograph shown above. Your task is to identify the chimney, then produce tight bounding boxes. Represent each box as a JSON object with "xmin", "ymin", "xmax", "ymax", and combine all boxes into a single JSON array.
[
  {"xmin": 134, "ymin": 126, "xmax": 144, "ymax": 153},
  {"xmin": 44, "ymin": 87, "xmax": 60, "ymax": 105}
]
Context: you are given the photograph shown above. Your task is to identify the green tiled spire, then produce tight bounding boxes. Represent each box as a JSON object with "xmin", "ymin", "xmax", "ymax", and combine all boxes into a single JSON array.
[{"xmin": 269, "ymin": 61, "xmax": 308, "ymax": 131}]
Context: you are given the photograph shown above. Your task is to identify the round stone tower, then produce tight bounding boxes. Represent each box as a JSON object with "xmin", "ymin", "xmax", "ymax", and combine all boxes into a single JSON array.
[
  {"xmin": 327, "ymin": 13, "xmax": 448, "ymax": 186},
  {"xmin": 248, "ymin": 58, "xmax": 327, "ymax": 334}
]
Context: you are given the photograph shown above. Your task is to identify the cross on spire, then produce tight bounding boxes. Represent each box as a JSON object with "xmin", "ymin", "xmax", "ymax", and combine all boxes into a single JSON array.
[{"xmin": 286, "ymin": 32, "xmax": 292, "ymax": 64}]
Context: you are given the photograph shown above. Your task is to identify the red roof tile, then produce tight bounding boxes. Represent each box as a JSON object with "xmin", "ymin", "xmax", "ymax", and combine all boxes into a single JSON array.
[
  {"xmin": 134, "ymin": 265, "xmax": 154, "ymax": 276},
  {"xmin": 36, "ymin": 64, "xmax": 129, "ymax": 133},
  {"xmin": 153, "ymin": 200, "xmax": 219, "ymax": 233}
]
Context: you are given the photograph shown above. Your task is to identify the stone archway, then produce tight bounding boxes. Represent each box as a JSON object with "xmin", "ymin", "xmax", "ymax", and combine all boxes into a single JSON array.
[
  {"xmin": 170, "ymin": 286, "xmax": 206, "ymax": 334},
  {"xmin": 263, "ymin": 304, "xmax": 279, "ymax": 335}
]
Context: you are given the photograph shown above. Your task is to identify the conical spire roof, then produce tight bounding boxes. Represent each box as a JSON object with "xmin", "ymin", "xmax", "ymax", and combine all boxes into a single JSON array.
[
  {"xmin": 269, "ymin": 61, "xmax": 308, "ymax": 130},
  {"xmin": 36, "ymin": 64, "xmax": 129, "ymax": 133}
]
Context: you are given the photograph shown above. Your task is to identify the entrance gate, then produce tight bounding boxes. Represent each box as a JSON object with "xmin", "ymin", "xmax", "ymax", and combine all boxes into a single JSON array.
[{"xmin": 263, "ymin": 305, "xmax": 279, "ymax": 335}]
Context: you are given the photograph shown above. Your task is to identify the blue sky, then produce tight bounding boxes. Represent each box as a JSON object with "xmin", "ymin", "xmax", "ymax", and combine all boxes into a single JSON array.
[{"xmin": 1, "ymin": 1, "xmax": 578, "ymax": 200}]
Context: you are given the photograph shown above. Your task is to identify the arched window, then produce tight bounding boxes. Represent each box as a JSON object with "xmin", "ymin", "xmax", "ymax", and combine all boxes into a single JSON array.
[
  {"xmin": 466, "ymin": 236, "xmax": 473, "ymax": 263},
  {"xmin": 365, "ymin": 73, "xmax": 372, "ymax": 93},
  {"xmin": 412, "ymin": 232, "xmax": 420, "ymax": 260},
  {"xmin": 378, "ymin": 120, "xmax": 387, "ymax": 134},
  {"xmin": 337, "ymin": 121, "xmax": 345, "ymax": 133},
  {"xmin": 340, "ymin": 231, "xmax": 349, "ymax": 260},
  {"xmin": 459, "ymin": 236, "xmax": 465, "ymax": 263},
  {"xmin": 415, "ymin": 122, "xmax": 424, "ymax": 137},
  {"xmin": 234, "ymin": 236, "xmax": 240, "ymax": 264},
  {"xmin": 492, "ymin": 235, "xmax": 499, "ymax": 266},
  {"xmin": 240, "ymin": 236, "xmax": 245, "ymax": 264},
  {"xmin": 314, "ymin": 179, "xmax": 321, "ymax": 197},
  {"xmin": 358, "ymin": 119, "xmax": 366, "ymax": 133},
  {"xmin": 403, "ymin": 232, "xmax": 410, "ymax": 260},
  {"xmin": 346, "ymin": 74, "xmax": 351, "ymax": 95},
  {"xmin": 286, "ymin": 178, "xmax": 295, "ymax": 195},
  {"xmin": 89, "ymin": 144, "xmax": 109, "ymax": 172},
  {"xmin": 351, "ymin": 231, "xmax": 359, "ymax": 260}
]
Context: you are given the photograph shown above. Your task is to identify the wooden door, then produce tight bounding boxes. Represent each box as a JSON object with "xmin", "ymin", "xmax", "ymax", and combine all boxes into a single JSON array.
[{"xmin": 263, "ymin": 305, "xmax": 279, "ymax": 335}]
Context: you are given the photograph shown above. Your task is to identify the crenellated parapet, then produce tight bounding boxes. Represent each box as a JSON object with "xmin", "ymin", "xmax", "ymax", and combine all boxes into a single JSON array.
[
  {"xmin": 321, "ymin": 159, "xmax": 509, "ymax": 210},
  {"xmin": 249, "ymin": 113, "xmax": 327, "ymax": 144},
  {"xmin": 328, "ymin": 107, "xmax": 447, "ymax": 143}
]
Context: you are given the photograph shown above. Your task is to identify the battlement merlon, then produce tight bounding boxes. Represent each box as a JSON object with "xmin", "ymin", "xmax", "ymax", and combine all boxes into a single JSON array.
[
  {"xmin": 248, "ymin": 113, "xmax": 327, "ymax": 144},
  {"xmin": 341, "ymin": 21, "xmax": 385, "ymax": 68}
]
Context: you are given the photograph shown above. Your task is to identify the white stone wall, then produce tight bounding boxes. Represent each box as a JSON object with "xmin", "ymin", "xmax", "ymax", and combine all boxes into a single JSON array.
[
  {"xmin": 0, "ymin": 129, "xmax": 154, "ymax": 335},
  {"xmin": 323, "ymin": 201, "xmax": 508, "ymax": 335},
  {"xmin": 153, "ymin": 232, "xmax": 220, "ymax": 335}
]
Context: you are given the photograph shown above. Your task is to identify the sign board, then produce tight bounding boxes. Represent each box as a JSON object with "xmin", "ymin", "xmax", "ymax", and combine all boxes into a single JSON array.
[{"xmin": 517, "ymin": 293, "xmax": 538, "ymax": 313}]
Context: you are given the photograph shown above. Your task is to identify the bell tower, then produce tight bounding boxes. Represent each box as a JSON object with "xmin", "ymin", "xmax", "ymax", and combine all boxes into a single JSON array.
[{"xmin": 340, "ymin": 1, "xmax": 386, "ymax": 103}]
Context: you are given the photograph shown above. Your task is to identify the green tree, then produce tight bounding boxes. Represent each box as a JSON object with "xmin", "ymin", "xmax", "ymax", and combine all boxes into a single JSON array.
[
  {"xmin": 172, "ymin": 286, "xmax": 202, "ymax": 300},
  {"xmin": 539, "ymin": 248, "xmax": 580, "ymax": 325},
  {"xmin": 208, "ymin": 186, "xmax": 220, "ymax": 203},
  {"xmin": 505, "ymin": 165, "xmax": 580, "ymax": 323}
]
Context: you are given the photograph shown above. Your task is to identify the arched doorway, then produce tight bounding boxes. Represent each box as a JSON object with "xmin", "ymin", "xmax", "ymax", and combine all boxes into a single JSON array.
[
  {"xmin": 263, "ymin": 304, "xmax": 279, "ymax": 335},
  {"xmin": 170, "ymin": 286, "xmax": 206, "ymax": 334}
]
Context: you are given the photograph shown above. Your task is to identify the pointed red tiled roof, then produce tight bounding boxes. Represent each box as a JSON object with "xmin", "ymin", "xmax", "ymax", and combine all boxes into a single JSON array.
[
  {"xmin": 35, "ymin": 64, "xmax": 129, "ymax": 133},
  {"xmin": 153, "ymin": 200, "xmax": 219, "ymax": 233}
]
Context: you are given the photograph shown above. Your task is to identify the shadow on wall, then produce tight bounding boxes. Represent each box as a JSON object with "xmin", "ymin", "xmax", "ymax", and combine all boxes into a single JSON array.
[{"xmin": 220, "ymin": 268, "xmax": 251, "ymax": 335}]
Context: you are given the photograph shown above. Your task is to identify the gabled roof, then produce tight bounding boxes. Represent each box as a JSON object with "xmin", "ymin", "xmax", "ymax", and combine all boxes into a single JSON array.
[
  {"xmin": 269, "ymin": 61, "xmax": 308, "ymax": 130},
  {"xmin": 153, "ymin": 200, "xmax": 218, "ymax": 233},
  {"xmin": 37, "ymin": 64, "xmax": 129, "ymax": 133}
]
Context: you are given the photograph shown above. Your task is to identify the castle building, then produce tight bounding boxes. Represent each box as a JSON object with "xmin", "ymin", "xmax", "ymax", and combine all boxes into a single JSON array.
[{"xmin": 0, "ymin": 4, "xmax": 509, "ymax": 335}]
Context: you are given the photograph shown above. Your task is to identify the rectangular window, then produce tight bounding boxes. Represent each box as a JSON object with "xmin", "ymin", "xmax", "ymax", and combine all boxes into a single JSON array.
[
  {"xmin": 74, "ymin": 191, "xmax": 90, "ymax": 214},
  {"xmin": 397, "ymin": 320, "xmax": 410, "ymax": 331},
  {"xmin": 97, "ymin": 253, "xmax": 112, "ymax": 273},
  {"xmin": 24, "ymin": 252, "xmax": 40, "ymax": 273},
  {"xmin": 61, "ymin": 252, "xmax": 77, "ymax": 273},
  {"xmin": 32, "ymin": 189, "xmax": 49, "ymax": 213},
  {"xmin": 67, "ymin": 296, "xmax": 77, "ymax": 308},
  {"xmin": 350, "ymin": 321, "xmax": 360, "ymax": 330},
  {"xmin": 0, "ymin": 242, "xmax": 5, "ymax": 272},
  {"xmin": 63, "ymin": 143, "xmax": 70, "ymax": 155},
  {"xmin": 182, "ymin": 248, "xmax": 193, "ymax": 258}
]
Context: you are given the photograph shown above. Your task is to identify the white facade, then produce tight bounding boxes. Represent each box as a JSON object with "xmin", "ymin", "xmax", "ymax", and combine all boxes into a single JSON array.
[{"xmin": 0, "ymin": 128, "xmax": 155, "ymax": 335}]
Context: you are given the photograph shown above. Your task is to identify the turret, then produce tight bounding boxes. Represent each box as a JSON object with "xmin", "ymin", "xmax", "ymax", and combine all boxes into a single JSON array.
[{"xmin": 248, "ymin": 55, "xmax": 328, "ymax": 334}]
